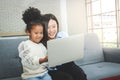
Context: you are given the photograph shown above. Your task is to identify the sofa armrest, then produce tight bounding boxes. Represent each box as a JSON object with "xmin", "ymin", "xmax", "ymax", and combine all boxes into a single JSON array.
[{"xmin": 103, "ymin": 48, "xmax": 120, "ymax": 63}]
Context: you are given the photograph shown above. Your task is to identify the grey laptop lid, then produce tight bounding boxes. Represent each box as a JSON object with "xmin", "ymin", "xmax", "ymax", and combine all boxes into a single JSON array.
[{"xmin": 47, "ymin": 34, "xmax": 84, "ymax": 67}]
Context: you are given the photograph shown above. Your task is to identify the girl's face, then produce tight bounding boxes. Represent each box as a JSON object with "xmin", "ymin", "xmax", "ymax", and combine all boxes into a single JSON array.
[
  {"xmin": 48, "ymin": 19, "xmax": 58, "ymax": 39},
  {"xmin": 28, "ymin": 25, "xmax": 43, "ymax": 44}
]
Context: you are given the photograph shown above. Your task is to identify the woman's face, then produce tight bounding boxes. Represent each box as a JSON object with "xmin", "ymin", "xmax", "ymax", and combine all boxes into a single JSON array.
[{"xmin": 48, "ymin": 19, "xmax": 58, "ymax": 39}]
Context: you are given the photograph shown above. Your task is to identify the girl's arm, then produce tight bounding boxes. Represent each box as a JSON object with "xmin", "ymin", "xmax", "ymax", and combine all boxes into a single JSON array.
[
  {"xmin": 18, "ymin": 42, "xmax": 40, "ymax": 69},
  {"xmin": 39, "ymin": 55, "xmax": 48, "ymax": 64}
]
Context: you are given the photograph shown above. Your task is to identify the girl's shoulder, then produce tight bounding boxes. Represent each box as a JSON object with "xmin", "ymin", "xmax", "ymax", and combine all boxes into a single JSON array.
[
  {"xmin": 19, "ymin": 40, "xmax": 29, "ymax": 45},
  {"xmin": 18, "ymin": 40, "xmax": 29, "ymax": 49}
]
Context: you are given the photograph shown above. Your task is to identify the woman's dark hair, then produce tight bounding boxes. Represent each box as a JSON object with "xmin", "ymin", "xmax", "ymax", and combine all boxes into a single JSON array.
[
  {"xmin": 42, "ymin": 13, "xmax": 59, "ymax": 41},
  {"xmin": 22, "ymin": 7, "xmax": 47, "ymax": 47}
]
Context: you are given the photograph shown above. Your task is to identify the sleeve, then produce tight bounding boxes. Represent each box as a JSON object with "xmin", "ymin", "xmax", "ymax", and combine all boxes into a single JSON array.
[
  {"xmin": 18, "ymin": 41, "xmax": 40, "ymax": 69},
  {"xmin": 56, "ymin": 31, "xmax": 69, "ymax": 38}
]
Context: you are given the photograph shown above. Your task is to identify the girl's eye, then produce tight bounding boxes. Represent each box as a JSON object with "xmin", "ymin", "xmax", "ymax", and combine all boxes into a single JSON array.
[
  {"xmin": 40, "ymin": 32, "xmax": 43, "ymax": 34},
  {"xmin": 52, "ymin": 26, "xmax": 55, "ymax": 28},
  {"xmin": 35, "ymin": 32, "xmax": 38, "ymax": 34}
]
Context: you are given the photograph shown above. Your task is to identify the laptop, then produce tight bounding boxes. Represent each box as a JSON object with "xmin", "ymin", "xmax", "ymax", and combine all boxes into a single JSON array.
[{"xmin": 47, "ymin": 34, "xmax": 84, "ymax": 67}]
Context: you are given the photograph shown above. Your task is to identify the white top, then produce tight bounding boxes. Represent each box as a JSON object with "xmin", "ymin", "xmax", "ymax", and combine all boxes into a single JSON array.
[{"xmin": 18, "ymin": 40, "xmax": 48, "ymax": 79}]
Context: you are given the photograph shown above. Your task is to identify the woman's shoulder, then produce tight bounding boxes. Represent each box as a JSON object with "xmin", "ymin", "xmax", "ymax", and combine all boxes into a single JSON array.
[{"xmin": 56, "ymin": 31, "xmax": 69, "ymax": 38}]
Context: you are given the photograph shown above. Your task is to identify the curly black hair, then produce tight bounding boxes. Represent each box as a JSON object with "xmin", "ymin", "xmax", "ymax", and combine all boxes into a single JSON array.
[
  {"xmin": 22, "ymin": 7, "xmax": 43, "ymax": 32},
  {"xmin": 22, "ymin": 7, "xmax": 42, "ymax": 24}
]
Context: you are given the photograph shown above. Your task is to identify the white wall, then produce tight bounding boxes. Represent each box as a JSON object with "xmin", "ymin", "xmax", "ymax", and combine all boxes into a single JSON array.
[
  {"xmin": 0, "ymin": 0, "xmax": 87, "ymax": 36},
  {"xmin": 0, "ymin": 0, "xmax": 61, "ymax": 36},
  {"xmin": 66, "ymin": 0, "xmax": 87, "ymax": 35}
]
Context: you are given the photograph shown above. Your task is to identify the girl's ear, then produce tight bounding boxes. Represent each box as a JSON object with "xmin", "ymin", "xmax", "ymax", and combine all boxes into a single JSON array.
[{"xmin": 26, "ymin": 30, "xmax": 30, "ymax": 35}]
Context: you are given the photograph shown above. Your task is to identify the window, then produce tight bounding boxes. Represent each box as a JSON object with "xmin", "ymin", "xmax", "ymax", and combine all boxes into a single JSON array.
[{"xmin": 86, "ymin": 0, "xmax": 120, "ymax": 48}]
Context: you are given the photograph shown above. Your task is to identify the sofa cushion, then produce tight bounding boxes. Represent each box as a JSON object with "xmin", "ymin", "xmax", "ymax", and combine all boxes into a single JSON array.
[
  {"xmin": 1, "ymin": 77, "xmax": 22, "ymax": 80},
  {"xmin": 80, "ymin": 62, "xmax": 120, "ymax": 80},
  {"xmin": 75, "ymin": 33, "xmax": 104, "ymax": 65},
  {"xmin": 0, "ymin": 36, "xmax": 28, "ymax": 79}
]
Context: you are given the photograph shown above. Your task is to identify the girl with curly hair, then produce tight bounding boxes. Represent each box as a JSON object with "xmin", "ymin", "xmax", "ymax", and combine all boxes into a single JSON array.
[{"xmin": 18, "ymin": 7, "xmax": 52, "ymax": 80}]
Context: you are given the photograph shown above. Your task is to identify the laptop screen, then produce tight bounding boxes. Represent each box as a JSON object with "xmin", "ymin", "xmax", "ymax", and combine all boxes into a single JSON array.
[{"xmin": 47, "ymin": 34, "xmax": 84, "ymax": 67}]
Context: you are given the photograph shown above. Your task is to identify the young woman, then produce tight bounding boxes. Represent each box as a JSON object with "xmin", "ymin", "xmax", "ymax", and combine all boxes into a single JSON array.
[
  {"xmin": 18, "ymin": 7, "xmax": 52, "ymax": 80},
  {"xmin": 42, "ymin": 13, "xmax": 87, "ymax": 80}
]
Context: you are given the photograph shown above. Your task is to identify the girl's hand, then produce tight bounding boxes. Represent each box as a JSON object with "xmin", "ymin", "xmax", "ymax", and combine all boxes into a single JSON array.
[{"xmin": 39, "ymin": 55, "xmax": 48, "ymax": 64}]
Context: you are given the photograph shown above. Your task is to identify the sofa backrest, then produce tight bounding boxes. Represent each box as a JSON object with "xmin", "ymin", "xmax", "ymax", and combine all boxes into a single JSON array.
[
  {"xmin": 0, "ymin": 36, "xmax": 28, "ymax": 79},
  {"xmin": 75, "ymin": 33, "xmax": 104, "ymax": 65}
]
